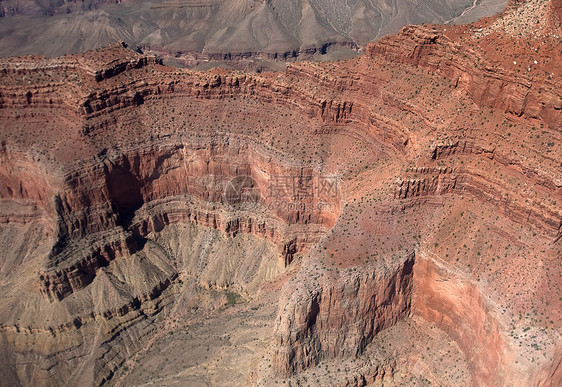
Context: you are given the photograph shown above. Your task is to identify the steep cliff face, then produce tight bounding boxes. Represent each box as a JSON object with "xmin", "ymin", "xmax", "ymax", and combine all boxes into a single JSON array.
[
  {"xmin": 272, "ymin": 251, "xmax": 414, "ymax": 375},
  {"xmin": 366, "ymin": 21, "xmax": 561, "ymax": 128},
  {"xmin": 34, "ymin": 140, "xmax": 341, "ymax": 302},
  {"xmin": 534, "ymin": 351, "xmax": 562, "ymax": 387},
  {"xmin": 412, "ymin": 253, "xmax": 506, "ymax": 386},
  {"xmin": 0, "ymin": 1, "xmax": 560, "ymax": 385}
]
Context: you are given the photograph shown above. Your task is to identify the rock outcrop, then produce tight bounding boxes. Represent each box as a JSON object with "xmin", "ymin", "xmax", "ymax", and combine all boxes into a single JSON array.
[
  {"xmin": 366, "ymin": 22, "xmax": 561, "ymax": 128},
  {"xmin": 0, "ymin": 0, "xmax": 560, "ymax": 386},
  {"xmin": 272, "ymin": 251, "xmax": 415, "ymax": 375}
]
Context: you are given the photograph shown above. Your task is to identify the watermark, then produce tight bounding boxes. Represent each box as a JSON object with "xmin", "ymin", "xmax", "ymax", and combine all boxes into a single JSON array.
[
  {"xmin": 223, "ymin": 175, "xmax": 261, "ymax": 211},
  {"xmin": 222, "ymin": 174, "xmax": 340, "ymax": 211},
  {"xmin": 266, "ymin": 200, "xmax": 337, "ymax": 212},
  {"xmin": 268, "ymin": 175, "xmax": 339, "ymax": 200}
]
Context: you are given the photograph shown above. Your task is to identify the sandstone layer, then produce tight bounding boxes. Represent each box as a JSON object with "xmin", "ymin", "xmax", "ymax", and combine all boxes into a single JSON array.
[{"xmin": 0, "ymin": 0, "xmax": 561, "ymax": 385}]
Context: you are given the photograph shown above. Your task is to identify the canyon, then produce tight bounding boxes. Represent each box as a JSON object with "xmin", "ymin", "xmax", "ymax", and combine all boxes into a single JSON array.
[
  {"xmin": 0, "ymin": 0, "xmax": 561, "ymax": 385},
  {"xmin": 0, "ymin": 0, "xmax": 507, "ymax": 70}
]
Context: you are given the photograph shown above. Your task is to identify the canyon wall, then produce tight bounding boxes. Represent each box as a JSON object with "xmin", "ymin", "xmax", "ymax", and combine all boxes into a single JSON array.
[
  {"xmin": 366, "ymin": 25, "xmax": 561, "ymax": 128},
  {"xmin": 412, "ymin": 252, "xmax": 506, "ymax": 386},
  {"xmin": 31, "ymin": 141, "xmax": 341, "ymax": 302},
  {"xmin": 0, "ymin": 1, "xmax": 560, "ymax": 384},
  {"xmin": 272, "ymin": 251, "xmax": 415, "ymax": 375}
]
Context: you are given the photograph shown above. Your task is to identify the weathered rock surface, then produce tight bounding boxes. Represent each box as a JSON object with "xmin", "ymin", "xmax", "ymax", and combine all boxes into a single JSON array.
[
  {"xmin": 0, "ymin": 0, "xmax": 507, "ymax": 68},
  {"xmin": 272, "ymin": 251, "xmax": 415, "ymax": 375},
  {"xmin": 0, "ymin": 0, "xmax": 560, "ymax": 386}
]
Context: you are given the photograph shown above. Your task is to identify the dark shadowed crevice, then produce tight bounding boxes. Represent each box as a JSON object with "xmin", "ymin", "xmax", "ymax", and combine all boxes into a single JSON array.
[
  {"xmin": 106, "ymin": 163, "xmax": 144, "ymax": 229},
  {"xmin": 306, "ymin": 299, "xmax": 320, "ymax": 331}
]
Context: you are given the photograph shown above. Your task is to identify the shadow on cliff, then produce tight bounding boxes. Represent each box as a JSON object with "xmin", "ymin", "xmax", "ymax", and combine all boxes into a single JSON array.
[{"xmin": 106, "ymin": 162, "xmax": 144, "ymax": 229}]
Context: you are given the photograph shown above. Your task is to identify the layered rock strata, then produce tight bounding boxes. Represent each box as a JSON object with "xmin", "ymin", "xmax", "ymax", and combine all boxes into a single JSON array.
[{"xmin": 0, "ymin": 1, "xmax": 560, "ymax": 385}]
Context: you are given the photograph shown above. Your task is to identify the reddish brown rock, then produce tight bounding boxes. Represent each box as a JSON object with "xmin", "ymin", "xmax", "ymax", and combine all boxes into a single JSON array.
[{"xmin": 0, "ymin": 1, "xmax": 560, "ymax": 386}]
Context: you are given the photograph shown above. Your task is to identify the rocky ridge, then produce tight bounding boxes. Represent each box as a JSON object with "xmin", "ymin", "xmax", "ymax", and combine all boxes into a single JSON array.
[
  {"xmin": 0, "ymin": 0, "xmax": 560, "ymax": 385},
  {"xmin": 0, "ymin": 0, "xmax": 508, "ymax": 67}
]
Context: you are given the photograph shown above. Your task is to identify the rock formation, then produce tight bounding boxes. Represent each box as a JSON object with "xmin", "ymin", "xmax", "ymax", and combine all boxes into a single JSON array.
[
  {"xmin": 0, "ymin": 0, "xmax": 507, "ymax": 66},
  {"xmin": 0, "ymin": 0, "xmax": 560, "ymax": 385}
]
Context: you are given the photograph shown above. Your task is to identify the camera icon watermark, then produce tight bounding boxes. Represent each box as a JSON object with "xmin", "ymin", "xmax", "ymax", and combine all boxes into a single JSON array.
[
  {"xmin": 223, "ymin": 175, "xmax": 261, "ymax": 211},
  {"xmin": 223, "ymin": 174, "xmax": 340, "ymax": 212}
]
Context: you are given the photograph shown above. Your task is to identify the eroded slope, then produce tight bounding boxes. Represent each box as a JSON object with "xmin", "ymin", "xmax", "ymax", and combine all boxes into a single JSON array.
[{"xmin": 0, "ymin": 0, "xmax": 560, "ymax": 385}]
